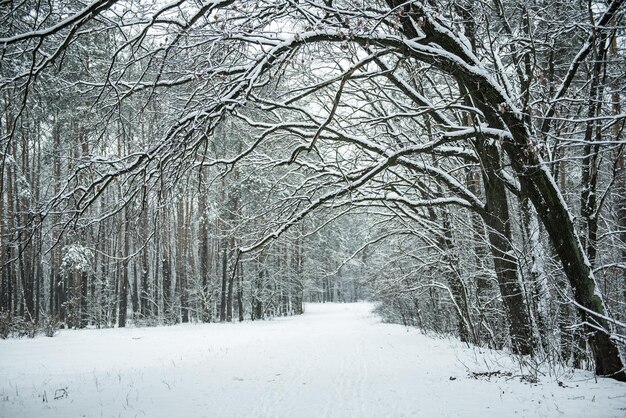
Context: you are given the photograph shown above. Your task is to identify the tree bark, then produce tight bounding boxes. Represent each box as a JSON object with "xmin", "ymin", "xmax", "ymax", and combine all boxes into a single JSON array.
[
  {"xmin": 5, "ymin": 137, "xmax": 16, "ymax": 317},
  {"xmin": 473, "ymin": 141, "xmax": 535, "ymax": 355},
  {"xmin": 177, "ymin": 199, "xmax": 190, "ymax": 323},
  {"xmin": 237, "ymin": 261, "xmax": 244, "ymax": 322},
  {"xmin": 162, "ymin": 211, "xmax": 172, "ymax": 322},
  {"xmin": 118, "ymin": 208, "xmax": 130, "ymax": 328},
  {"xmin": 219, "ymin": 241, "xmax": 228, "ymax": 322},
  {"xmin": 580, "ymin": 36, "xmax": 608, "ymax": 267},
  {"xmin": 0, "ymin": 97, "xmax": 10, "ymax": 314},
  {"xmin": 197, "ymin": 172, "xmax": 212, "ymax": 322},
  {"xmin": 140, "ymin": 209, "xmax": 150, "ymax": 317},
  {"xmin": 226, "ymin": 245, "xmax": 234, "ymax": 322}
]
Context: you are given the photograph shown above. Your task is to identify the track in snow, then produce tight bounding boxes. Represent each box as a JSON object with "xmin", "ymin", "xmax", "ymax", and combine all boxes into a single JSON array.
[{"xmin": 1, "ymin": 302, "xmax": 624, "ymax": 417}]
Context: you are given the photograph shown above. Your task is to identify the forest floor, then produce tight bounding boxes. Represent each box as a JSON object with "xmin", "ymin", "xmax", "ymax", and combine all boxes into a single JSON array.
[{"xmin": 0, "ymin": 302, "xmax": 624, "ymax": 418}]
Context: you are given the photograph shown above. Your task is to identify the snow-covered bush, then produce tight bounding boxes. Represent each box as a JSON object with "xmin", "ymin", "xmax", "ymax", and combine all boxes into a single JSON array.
[
  {"xmin": 61, "ymin": 244, "xmax": 94, "ymax": 273},
  {"xmin": 0, "ymin": 314, "xmax": 36, "ymax": 339}
]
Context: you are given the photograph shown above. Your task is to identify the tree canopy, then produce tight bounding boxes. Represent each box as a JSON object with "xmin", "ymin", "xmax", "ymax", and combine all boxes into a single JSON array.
[{"xmin": 1, "ymin": 0, "xmax": 625, "ymax": 381}]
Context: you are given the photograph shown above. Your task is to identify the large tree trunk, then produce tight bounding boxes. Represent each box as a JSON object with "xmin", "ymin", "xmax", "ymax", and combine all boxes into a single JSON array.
[
  {"xmin": 474, "ymin": 141, "xmax": 534, "ymax": 355},
  {"xmin": 515, "ymin": 159, "xmax": 625, "ymax": 380},
  {"xmin": 483, "ymin": 8, "xmax": 624, "ymax": 382},
  {"xmin": 496, "ymin": 104, "xmax": 626, "ymax": 378}
]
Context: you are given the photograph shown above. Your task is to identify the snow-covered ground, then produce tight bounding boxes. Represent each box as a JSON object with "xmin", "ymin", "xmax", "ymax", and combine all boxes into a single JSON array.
[{"xmin": 0, "ymin": 303, "xmax": 624, "ymax": 418}]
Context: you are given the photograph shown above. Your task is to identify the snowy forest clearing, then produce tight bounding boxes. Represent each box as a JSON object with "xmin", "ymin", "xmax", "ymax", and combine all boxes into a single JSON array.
[{"xmin": 0, "ymin": 303, "xmax": 624, "ymax": 418}]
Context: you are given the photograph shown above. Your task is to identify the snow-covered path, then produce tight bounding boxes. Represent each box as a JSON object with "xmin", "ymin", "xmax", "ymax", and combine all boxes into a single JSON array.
[{"xmin": 1, "ymin": 303, "xmax": 624, "ymax": 417}]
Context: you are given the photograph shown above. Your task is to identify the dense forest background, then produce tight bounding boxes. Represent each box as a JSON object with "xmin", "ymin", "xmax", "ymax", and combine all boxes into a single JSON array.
[{"xmin": 1, "ymin": 0, "xmax": 625, "ymax": 380}]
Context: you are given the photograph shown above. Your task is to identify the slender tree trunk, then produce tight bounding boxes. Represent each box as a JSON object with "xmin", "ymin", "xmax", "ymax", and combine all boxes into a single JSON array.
[
  {"xmin": 6, "ymin": 138, "xmax": 15, "ymax": 317},
  {"xmin": 140, "ymin": 210, "xmax": 150, "ymax": 317},
  {"xmin": 131, "ymin": 257, "xmax": 139, "ymax": 317},
  {"xmin": 178, "ymin": 199, "xmax": 190, "ymax": 323},
  {"xmin": 466, "ymin": 167, "xmax": 494, "ymax": 347},
  {"xmin": 580, "ymin": 38, "xmax": 607, "ymax": 267},
  {"xmin": 226, "ymin": 166, "xmax": 240, "ymax": 322},
  {"xmin": 220, "ymin": 241, "xmax": 227, "ymax": 322},
  {"xmin": 50, "ymin": 117, "xmax": 62, "ymax": 319},
  {"xmin": 0, "ymin": 101, "xmax": 7, "ymax": 314},
  {"xmin": 116, "ymin": 116, "xmax": 130, "ymax": 328},
  {"xmin": 153, "ymin": 214, "xmax": 161, "ymax": 319},
  {"xmin": 18, "ymin": 122, "xmax": 34, "ymax": 321},
  {"xmin": 441, "ymin": 211, "xmax": 477, "ymax": 345},
  {"xmin": 610, "ymin": 31, "xmax": 626, "ymax": 318},
  {"xmin": 162, "ymin": 211, "xmax": 172, "ymax": 323},
  {"xmin": 252, "ymin": 254, "xmax": 266, "ymax": 320},
  {"xmin": 197, "ymin": 172, "xmax": 212, "ymax": 322},
  {"xmin": 237, "ymin": 261, "xmax": 244, "ymax": 322},
  {"xmin": 519, "ymin": 197, "xmax": 549, "ymax": 352},
  {"xmin": 226, "ymin": 241, "xmax": 234, "ymax": 322},
  {"xmin": 421, "ymin": 179, "xmax": 476, "ymax": 344},
  {"xmin": 118, "ymin": 206, "xmax": 130, "ymax": 328},
  {"xmin": 130, "ymin": 214, "xmax": 139, "ymax": 319},
  {"xmin": 293, "ymin": 235, "xmax": 304, "ymax": 315},
  {"xmin": 218, "ymin": 177, "xmax": 228, "ymax": 322},
  {"xmin": 32, "ymin": 121, "xmax": 42, "ymax": 323},
  {"xmin": 609, "ymin": 19, "xmax": 626, "ymax": 322}
]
